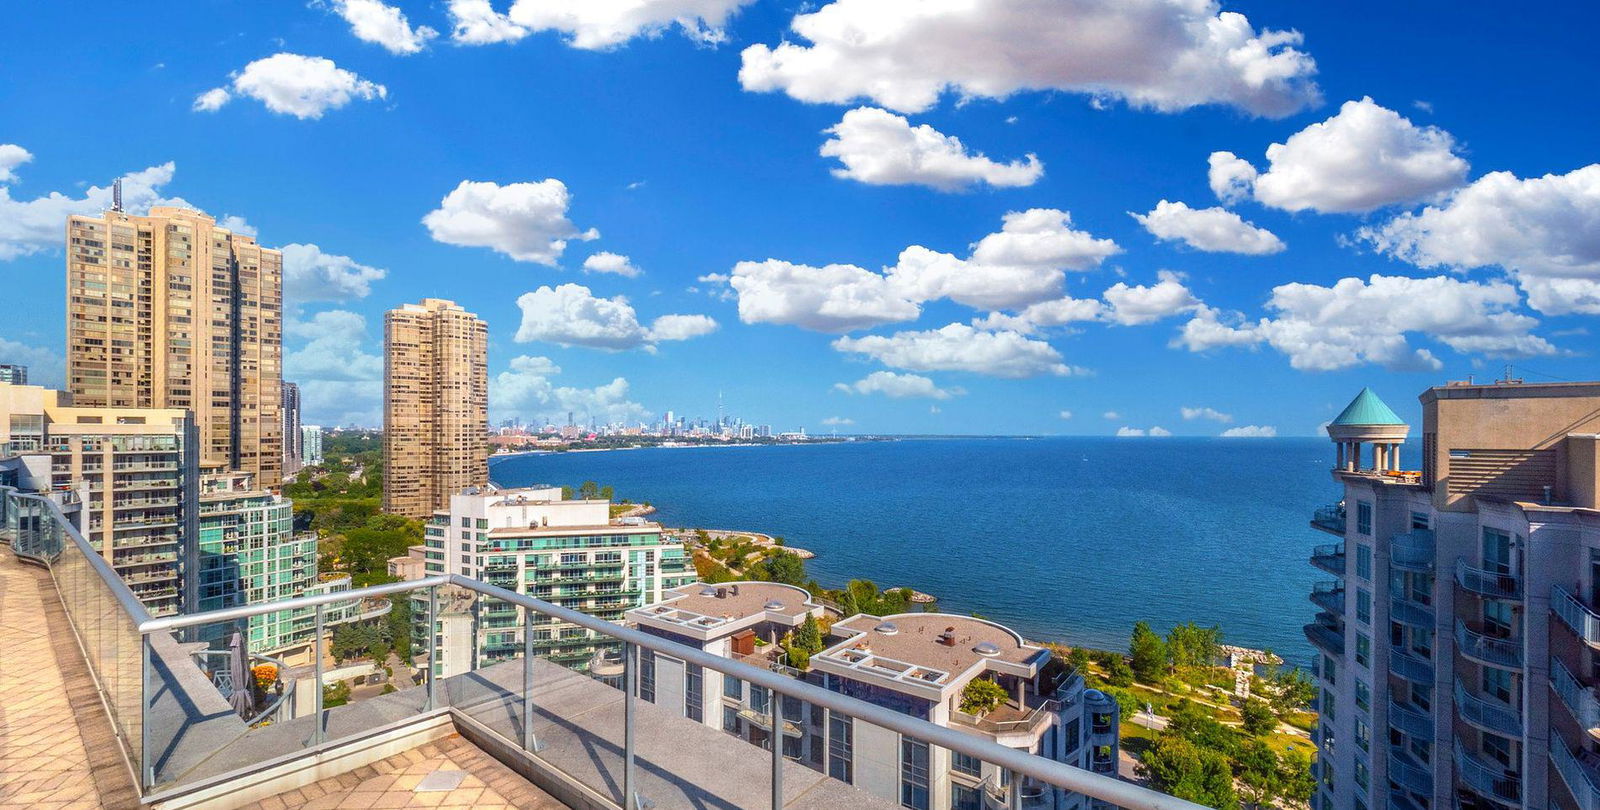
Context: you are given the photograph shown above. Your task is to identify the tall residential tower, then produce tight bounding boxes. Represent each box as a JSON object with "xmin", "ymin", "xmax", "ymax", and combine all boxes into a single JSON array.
[
  {"xmin": 1306, "ymin": 381, "xmax": 1600, "ymax": 810},
  {"xmin": 65, "ymin": 206, "xmax": 284, "ymax": 486},
  {"xmin": 383, "ymin": 298, "xmax": 487, "ymax": 518},
  {"xmin": 281, "ymin": 380, "xmax": 302, "ymax": 477}
]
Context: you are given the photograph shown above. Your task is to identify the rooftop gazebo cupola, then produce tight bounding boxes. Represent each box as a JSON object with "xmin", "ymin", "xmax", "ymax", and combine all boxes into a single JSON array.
[{"xmin": 1327, "ymin": 387, "xmax": 1410, "ymax": 473}]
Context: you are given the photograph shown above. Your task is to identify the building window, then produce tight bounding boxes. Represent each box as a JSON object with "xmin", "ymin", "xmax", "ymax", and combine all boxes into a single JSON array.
[
  {"xmin": 1356, "ymin": 544, "xmax": 1372, "ymax": 579},
  {"xmin": 685, "ymin": 664, "xmax": 703, "ymax": 723},
  {"xmin": 723, "ymin": 705, "xmax": 739, "ymax": 734},
  {"xmin": 638, "ymin": 649, "xmax": 655, "ymax": 703},
  {"xmin": 951, "ymin": 784, "xmax": 981, "ymax": 810},
  {"xmin": 1357, "ymin": 589, "xmax": 1372, "ymax": 624},
  {"xmin": 1322, "ymin": 655, "xmax": 1337, "ymax": 686},
  {"xmin": 724, "ymin": 675, "xmax": 743, "ymax": 701},
  {"xmin": 1482, "ymin": 527, "xmax": 1513, "ymax": 574},
  {"xmin": 460, "ymin": 517, "xmax": 470, "ymax": 528},
  {"xmin": 1355, "ymin": 679, "xmax": 1370, "ymax": 713},
  {"xmin": 751, "ymin": 684, "xmax": 770, "ymax": 715},
  {"xmin": 1356, "ymin": 633, "xmax": 1371, "ymax": 668},
  {"xmin": 1355, "ymin": 718, "xmax": 1370, "ymax": 752},
  {"xmin": 1411, "ymin": 511, "xmax": 1429, "ymax": 530},
  {"xmin": 1482, "ymin": 733, "xmax": 1513, "ymax": 768},
  {"xmin": 900, "ymin": 738, "xmax": 930, "ymax": 810},
  {"xmin": 1062, "ymin": 717, "xmax": 1081, "ymax": 755},
  {"xmin": 1356, "ymin": 501, "xmax": 1372, "ymax": 535},
  {"xmin": 1482, "ymin": 667, "xmax": 1512, "ymax": 704},
  {"xmin": 953, "ymin": 751, "xmax": 981, "ymax": 778},
  {"xmin": 1321, "ymin": 689, "xmax": 1335, "ymax": 721},
  {"xmin": 1355, "ymin": 761, "xmax": 1369, "ymax": 790},
  {"xmin": 828, "ymin": 714, "xmax": 853, "ymax": 784}
]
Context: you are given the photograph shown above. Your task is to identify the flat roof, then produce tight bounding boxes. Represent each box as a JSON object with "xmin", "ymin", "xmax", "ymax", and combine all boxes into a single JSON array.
[
  {"xmin": 487, "ymin": 522, "xmax": 663, "ymax": 538},
  {"xmin": 1422, "ymin": 380, "xmax": 1600, "ymax": 403},
  {"xmin": 632, "ymin": 582, "xmax": 818, "ymax": 632},
  {"xmin": 816, "ymin": 613, "xmax": 1044, "ymax": 688}
]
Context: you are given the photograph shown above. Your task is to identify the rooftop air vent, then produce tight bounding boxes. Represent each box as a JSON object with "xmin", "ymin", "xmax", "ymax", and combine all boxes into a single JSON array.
[
  {"xmin": 699, "ymin": 586, "xmax": 718, "ymax": 597},
  {"xmin": 763, "ymin": 600, "xmax": 784, "ymax": 610},
  {"xmin": 937, "ymin": 626, "xmax": 958, "ymax": 646},
  {"xmin": 973, "ymin": 642, "xmax": 1001, "ymax": 657},
  {"xmin": 875, "ymin": 622, "xmax": 899, "ymax": 635}
]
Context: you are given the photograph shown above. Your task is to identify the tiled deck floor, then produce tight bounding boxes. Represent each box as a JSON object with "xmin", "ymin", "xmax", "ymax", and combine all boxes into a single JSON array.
[
  {"xmin": 244, "ymin": 736, "xmax": 566, "ymax": 809},
  {"xmin": 0, "ymin": 550, "xmax": 139, "ymax": 808}
]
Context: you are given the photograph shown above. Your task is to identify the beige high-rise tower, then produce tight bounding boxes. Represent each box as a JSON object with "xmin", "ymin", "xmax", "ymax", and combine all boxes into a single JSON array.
[
  {"xmin": 65, "ymin": 206, "xmax": 284, "ymax": 486},
  {"xmin": 384, "ymin": 298, "xmax": 488, "ymax": 519}
]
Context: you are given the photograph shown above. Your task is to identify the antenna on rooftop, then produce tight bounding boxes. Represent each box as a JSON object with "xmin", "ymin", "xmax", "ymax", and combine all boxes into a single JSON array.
[{"xmin": 112, "ymin": 178, "xmax": 123, "ymax": 212}]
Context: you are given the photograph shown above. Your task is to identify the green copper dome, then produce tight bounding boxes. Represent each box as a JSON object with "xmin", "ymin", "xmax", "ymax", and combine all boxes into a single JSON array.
[{"xmin": 1330, "ymin": 388, "xmax": 1406, "ymax": 426}]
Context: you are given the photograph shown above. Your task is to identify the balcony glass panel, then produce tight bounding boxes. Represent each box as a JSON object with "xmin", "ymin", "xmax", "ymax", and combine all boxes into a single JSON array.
[
  {"xmin": 1454, "ymin": 741, "xmax": 1521, "ymax": 806},
  {"xmin": 1389, "ymin": 646, "xmax": 1434, "ymax": 684},
  {"xmin": 1453, "ymin": 680, "xmax": 1523, "ymax": 737},
  {"xmin": 1555, "ymin": 585, "xmax": 1600, "ymax": 647},
  {"xmin": 1551, "ymin": 736, "xmax": 1600, "ymax": 810},
  {"xmin": 1551, "ymin": 656, "xmax": 1600, "ymax": 731},
  {"xmin": 1456, "ymin": 620, "xmax": 1523, "ymax": 670},
  {"xmin": 1456, "ymin": 558, "xmax": 1522, "ymax": 600},
  {"xmin": 1390, "ymin": 529, "xmax": 1435, "ymax": 572},
  {"xmin": 1311, "ymin": 504, "xmax": 1346, "ymax": 534}
]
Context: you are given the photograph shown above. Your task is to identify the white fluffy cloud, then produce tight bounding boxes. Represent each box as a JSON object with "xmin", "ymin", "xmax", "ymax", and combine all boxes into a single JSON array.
[
  {"xmin": 582, "ymin": 251, "xmax": 643, "ymax": 278},
  {"xmin": 514, "ymin": 284, "xmax": 716, "ymax": 350},
  {"xmin": 285, "ymin": 309, "xmax": 385, "ymax": 426},
  {"xmin": 448, "ymin": 0, "xmax": 529, "ymax": 43},
  {"xmin": 725, "ymin": 209, "xmax": 1118, "ymax": 331},
  {"xmin": 1181, "ymin": 406, "xmax": 1231, "ymax": 423},
  {"xmin": 492, "ymin": 355, "xmax": 650, "ymax": 425},
  {"xmin": 423, "ymin": 178, "xmax": 598, "ymax": 264},
  {"xmin": 0, "ymin": 337, "xmax": 64, "ymax": 388},
  {"xmin": 0, "ymin": 144, "xmax": 32, "ymax": 183},
  {"xmin": 832, "ymin": 323, "xmax": 1078, "ymax": 378},
  {"xmin": 330, "ymin": 0, "xmax": 439, "ymax": 54},
  {"xmin": 195, "ymin": 53, "xmax": 387, "ymax": 119},
  {"xmin": 504, "ymin": 0, "xmax": 754, "ymax": 50},
  {"xmin": 821, "ymin": 416, "xmax": 855, "ymax": 426},
  {"xmin": 1058, "ymin": 410, "xmax": 1073, "ymax": 420},
  {"xmin": 1132, "ymin": 200, "xmax": 1284, "ymax": 255},
  {"xmin": 281, "ymin": 243, "xmax": 387, "ymax": 304},
  {"xmin": 0, "ymin": 156, "xmax": 183, "ymax": 260},
  {"xmin": 821, "ymin": 107, "xmax": 1043, "ymax": 191},
  {"xmin": 740, "ymin": 0, "xmax": 1319, "ymax": 117},
  {"xmin": 1117, "ymin": 426, "xmax": 1172, "ymax": 437},
  {"xmin": 1209, "ymin": 97, "xmax": 1467, "ymax": 213},
  {"xmin": 833, "ymin": 371, "xmax": 964, "ymax": 400},
  {"xmin": 1221, "ymin": 425, "xmax": 1276, "ymax": 437},
  {"xmin": 1175, "ymin": 274, "xmax": 1557, "ymax": 371},
  {"xmin": 1102, "ymin": 271, "xmax": 1201, "ymax": 325},
  {"xmin": 1359, "ymin": 164, "xmax": 1600, "ymax": 314},
  {"xmin": 972, "ymin": 296, "xmax": 1105, "ymax": 334}
]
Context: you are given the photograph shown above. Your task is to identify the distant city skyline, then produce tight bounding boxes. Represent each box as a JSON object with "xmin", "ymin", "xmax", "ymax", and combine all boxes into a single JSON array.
[{"xmin": 2, "ymin": 3, "xmax": 1597, "ymax": 437}]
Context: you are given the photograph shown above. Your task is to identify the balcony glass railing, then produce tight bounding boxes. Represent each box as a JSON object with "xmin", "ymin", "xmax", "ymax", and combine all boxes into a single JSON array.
[
  {"xmin": 1551, "ymin": 735, "xmax": 1600, "ymax": 810},
  {"xmin": 1453, "ymin": 680, "xmax": 1523, "ymax": 737},
  {"xmin": 1456, "ymin": 620, "xmax": 1524, "ymax": 670},
  {"xmin": 1454, "ymin": 741, "xmax": 1521, "ymax": 806},
  {"xmin": 1551, "ymin": 656, "xmax": 1600, "ymax": 731},
  {"xmin": 0, "ymin": 485, "xmax": 1203, "ymax": 810},
  {"xmin": 1390, "ymin": 529, "xmax": 1434, "ymax": 572},
  {"xmin": 1309, "ymin": 581, "xmax": 1345, "ymax": 614},
  {"xmin": 1310, "ymin": 542, "xmax": 1345, "ymax": 576},
  {"xmin": 1389, "ymin": 594, "xmax": 1433, "ymax": 629},
  {"xmin": 1387, "ymin": 746, "xmax": 1432, "ymax": 796},
  {"xmin": 1389, "ymin": 646, "xmax": 1434, "ymax": 684},
  {"xmin": 1555, "ymin": 585, "xmax": 1600, "ymax": 646},
  {"xmin": 1311, "ymin": 505, "xmax": 1346, "ymax": 534},
  {"xmin": 1304, "ymin": 619, "xmax": 1344, "ymax": 656},
  {"xmin": 1386, "ymin": 698, "xmax": 1431, "ymax": 740},
  {"xmin": 1455, "ymin": 558, "xmax": 1522, "ymax": 600}
]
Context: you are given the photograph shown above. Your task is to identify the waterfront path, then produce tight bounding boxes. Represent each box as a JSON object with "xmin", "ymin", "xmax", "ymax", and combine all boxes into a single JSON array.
[{"xmin": 0, "ymin": 549, "xmax": 139, "ymax": 808}]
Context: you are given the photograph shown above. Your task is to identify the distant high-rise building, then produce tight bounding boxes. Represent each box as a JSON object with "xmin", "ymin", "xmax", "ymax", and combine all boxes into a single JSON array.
[
  {"xmin": 0, "ymin": 364, "xmax": 26, "ymax": 386},
  {"xmin": 1307, "ymin": 382, "xmax": 1600, "ymax": 810},
  {"xmin": 281, "ymin": 381, "xmax": 303, "ymax": 477},
  {"xmin": 383, "ymin": 298, "xmax": 487, "ymax": 519},
  {"xmin": 65, "ymin": 206, "xmax": 283, "ymax": 486},
  {"xmin": 301, "ymin": 425, "xmax": 324, "ymax": 467}
]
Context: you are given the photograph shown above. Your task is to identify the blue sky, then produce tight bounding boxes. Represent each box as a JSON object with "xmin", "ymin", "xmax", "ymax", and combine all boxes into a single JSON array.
[{"xmin": 2, "ymin": 1, "xmax": 1597, "ymax": 436}]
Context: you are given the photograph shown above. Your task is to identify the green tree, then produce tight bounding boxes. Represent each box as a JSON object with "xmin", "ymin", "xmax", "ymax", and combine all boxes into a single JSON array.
[
  {"xmin": 793, "ymin": 614, "xmax": 823, "ymax": 653},
  {"xmin": 1067, "ymin": 647, "xmax": 1092, "ymax": 678},
  {"xmin": 386, "ymin": 594, "xmax": 412, "ymax": 659},
  {"xmin": 1268, "ymin": 667, "xmax": 1317, "ymax": 716},
  {"xmin": 578, "ymin": 480, "xmax": 600, "ymax": 500},
  {"xmin": 1105, "ymin": 654, "xmax": 1134, "ymax": 687},
  {"xmin": 1130, "ymin": 621, "xmax": 1167, "ymax": 683},
  {"xmin": 1167, "ymin": 701, "xmax": 1242, "ymax": 758},
  {"xmin": 959, "ymin": 678, "xmax": 1008, "ymax": 715},
  {"xmin": 753, "ymin": 551, "xmax": 807, "ymax": 586},
  {"xmin": 1234, "ymin": 740, "xmax": 1282, "ymax": 808},
  {"xmin": 1277, "ymin": 750, "xmax": 1315, "ymax": 805},
  {"xmin": 600, "ymin": 484, "xmax": 615, "ymax": 501},
  {"xmin": 1240, "ymin": 698, "xmax": 1276, "ymax": 737},
  {"xmin": 1137, "ymin": 735, "xmax": 1239, "ymax": 809},
  {"xmin": 1167, "ymin": 622, "xmax": 1223, "ymax": 670}
]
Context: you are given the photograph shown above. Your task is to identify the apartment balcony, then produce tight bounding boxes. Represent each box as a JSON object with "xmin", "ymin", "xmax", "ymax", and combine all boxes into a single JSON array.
[
  {"xmin": 1551, "ymin": 656, "xmax": 1600, "ymax": 733},
  {"xmin": 1304, "ymin": 614, "xmax": 1345, "ymax": 656},
  {"xmin": 1456, "ymin": 620, "xmax": 1524, "ymax": 670},
  {"xmin": 1390, "ymin": 594, "xmax": 1434, "ymax": 629},
  {"xmin": 1311, "ymin": 504, "xmax": 1346, "ymax": 535},
  {"xmin": 1551, "ymin": 735, "xmax": 1600, "ymax": 810},
  {"xmin": 951, "ymin": 691, "xmax": 1062, "ymax": 743},
  {"xmin": 1453, "ymin": 741, "xmax": 1522, "ymax": 807},
  {"xmin": 1555, "ymin": 585, "xmax": 1600, "ymax": 648},
  {"xmin": 1391, "ymin": 529, "xmax": 1435, "ymax": 572},
  {"xmin": 1388, "ymin": 788, "xmax": 1426, "ymax": 810},
  {"xmin": 1310, "ymin": 542, "xmax": 1346, "ymax": 577},
  {"xmin": 1388, "ymin": 746, "xmax": 1433, "ymax": 797},
  {"xmin": 1389, "ymin": 646, "xmax": 1435, "ymax": 684},
  {"xmin": 1454, "ymin": 679, "xmax": 1523, "ymax": 737},
  {"xmin": 1387, "ymin": 698, "xmax": 1432, "ymax": 740},
  {"xmin": 1309, "ymin": 581, "xmax": 1345, "ymax": 614},
  {"xmin": 1455, "ymin": 558, "xmax": 1523, "ymax": 600}
]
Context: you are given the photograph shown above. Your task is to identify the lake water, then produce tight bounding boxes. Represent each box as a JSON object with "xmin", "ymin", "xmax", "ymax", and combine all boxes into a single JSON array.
[{"xmin": 490, "ymin": 437, "xmax": 1353, "ymax": 665}]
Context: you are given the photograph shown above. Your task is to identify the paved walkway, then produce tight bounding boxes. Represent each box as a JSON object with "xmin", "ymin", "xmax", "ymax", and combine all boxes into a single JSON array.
[
  {"xmin": 246, "ymin": 736, "xmax": 566, "ymax": 809},
  {"xmin": 0, "ymin": 550, "xmax": 140, "ymax": 808}
]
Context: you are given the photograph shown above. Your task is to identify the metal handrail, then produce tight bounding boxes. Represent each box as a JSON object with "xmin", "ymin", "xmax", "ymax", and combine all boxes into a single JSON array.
[
  {"xmin": 4, "ymin": 487, "xmax": 154, "ymax": 625},
  {"xmin": 139, "ymin": 572, "xmax": 1203, "ymax": 809}
]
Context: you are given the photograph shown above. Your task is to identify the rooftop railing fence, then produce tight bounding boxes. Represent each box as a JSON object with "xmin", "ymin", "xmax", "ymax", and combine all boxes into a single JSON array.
[{"xmin": 1, "ymin": 485, "xmax": 1203, "ymax": 810}]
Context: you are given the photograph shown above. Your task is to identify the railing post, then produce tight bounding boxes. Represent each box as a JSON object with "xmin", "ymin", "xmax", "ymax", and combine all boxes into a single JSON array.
[
  {"xmin": 624, "ymin": 641, "xmax": 637, "ymax": 810},
  {"xmin": 141, "ymin": 633, "xmax": 153, "ymax": 789},
  {"xmin": 1008, "ymin": 768, "xmax": 1022, "ymax": 810},
  {"xmin": 770, "ymin": 688, "xmax": 783, "ymax": 810},
  {"xmin": 313, "ymin": 602, "xmax": 325, "ymax": 746},
  {"xmin": 426, "ymin": 585, "xmax": 439, "ymax": 711},
  {"xmin": 522, "ymin": 607, "xmax": 538, "ymax": 752}
]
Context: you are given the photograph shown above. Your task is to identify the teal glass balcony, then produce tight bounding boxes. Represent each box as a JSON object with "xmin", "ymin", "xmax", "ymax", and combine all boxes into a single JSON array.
[
  {"xmin": 1387, "ymin": 698, "xmax": 1431, "ymax": 740},
  {"xmin": 1454, "ymin": 741, "xmax": 1522, "ymax": 807},
  {"xmin": 1389, "ymin": 646, "xmax": 1434, "ymax": 684},
  {"xmin": 1390, "ymin": 529, "xmax": 1434, "ymax": 572},
  {"xmin": 1304, "ymin": 615, "xmax": 1344, "ymax": 656},
  {"xmin": 1555, "ymin": 585, "xmax": 1600, "ymax": 648},
  {"xmin": 1388, "ymin": 746, "xmax": 1433, "ymax": 797},
  {"xmin": 1308, "ymin": 581, "xmax": 1345, "ymax": 614},
  {"xmin": 1389, "ymin": 594, "xmax": 1433, "ymax": 629},
  {"xmin": 1456, "ymin": 620, "xmax": 1524, "ymax": 670},
  {"xmin": 1455, "ymin": 558, "xmax": 1522, "ymax": 600},
  {"xmin": 1454, "ymin": 679, "xmax": 1523, "ymax": 737},
  {"xmin": 1310, "ymin": 542, "xmax": 1345, "ymax": 576},
  {"xmin": 1310, "ymin": 504, "xmax": 1346, "ymax": 535}
]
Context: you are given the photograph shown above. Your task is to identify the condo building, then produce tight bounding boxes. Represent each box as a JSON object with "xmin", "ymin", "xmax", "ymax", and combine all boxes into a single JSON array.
[
  {"xmin": 1305, "ymin": 381, "xmax": 1600, "ymax": 810},
  {"xmin": 421, "ymin": 485, "xmax": 695, "ymax": 678},
  {"xmin": 629, "ymin": 583, "xmax": 1120, "ymax": 810},
  {"xmin": 282, "ymin": 381, "xmax": 303, "ymax": 477},
  {"xmin": 383, "ymin": 298, "xmax": 488, "ymax": 519},
  {"xmin": 0, "ymin": 364, "xmax": 26, "ymax": 385},
  {"xmin": 302, "ymin": 424, "xmax": 324, "ymax": 467},
  {"xmin": 0, "ymin": 381, "xmax": 197, "ymax": 616},
  {"xmin": 65, "ymin": 206, "xmax": 284, "ymax": 486}
]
